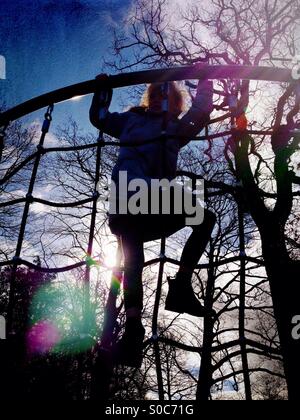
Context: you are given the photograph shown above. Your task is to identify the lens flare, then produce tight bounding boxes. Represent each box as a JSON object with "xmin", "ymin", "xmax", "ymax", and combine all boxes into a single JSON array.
[
  {"xmin": 27, "ymin": 283, "xmax": 98, "ymax": 355},
  {"xmin": 236, "ymin": 113, "xmax": 248, "ymax": 130},
  {"xmin": 111, "ymin": 272, "xmax": 122, "ymax": 294},
  {"xmin": 27, "ymin": 320, "xmax": 61, "ymax": 354},
  {"xmin": 85, "ymin": 253, "xmax": 100, "ymax": 268}
]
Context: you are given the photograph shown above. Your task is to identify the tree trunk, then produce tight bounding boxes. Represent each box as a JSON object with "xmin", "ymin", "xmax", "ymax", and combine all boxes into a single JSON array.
[
  {"xmin": 196, "ymin": 315, "xmax": 214, "ymax": 400},
  {"xmin": 196, "ymin": 248, "xmax": 215, "ymax": 400},
  {"xmin": 260, "ymin": 225, "xmax": 300, "ymax": 400},
  {"xmin": 234, "ymin": 133, "xmax": 300, "ymax": 399}
]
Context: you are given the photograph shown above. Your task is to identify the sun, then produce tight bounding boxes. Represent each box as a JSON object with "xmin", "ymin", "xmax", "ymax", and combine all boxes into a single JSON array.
[
  {"xmin": 92, "ymin": 238, "xmax": 119, "ymax": 270},
  {"xmin": 103, "ymin": 242, "xmax": 118, "ymax": 268}
]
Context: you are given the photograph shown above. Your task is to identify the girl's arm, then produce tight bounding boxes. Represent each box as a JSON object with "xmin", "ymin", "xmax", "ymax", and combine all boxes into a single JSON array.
[
  {"xmin": 178, "ymin": 80, "xmax": 214, "ymax": 147},
  {"xmin": 90, "ymin": 95, "xmax": 131, "ymax": 138},
  {"xmin": 89, "ymin": 75, "xmax": 131, "ymax": 139}
]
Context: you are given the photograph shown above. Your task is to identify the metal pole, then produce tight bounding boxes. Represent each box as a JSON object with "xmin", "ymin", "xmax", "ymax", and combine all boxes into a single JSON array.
[
  {"xmin": 91, "ymin": 238, "xmax": 123, "ymax": 401},
  {"xmin": 152, "ymin": 237, "xmax": 166, "ymax": 400},
  {"xmin": 238, "ymin": 200, "xmax": 252, "ymax": 400},
  {"xmin": 84, "ymin": 130, "xmax": 103, "ymax": 331}
]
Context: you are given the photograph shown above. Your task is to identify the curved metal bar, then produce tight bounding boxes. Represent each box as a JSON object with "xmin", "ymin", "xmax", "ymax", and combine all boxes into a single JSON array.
[{"xmin": 0, "ymin": 65, "xmax": 294, "ymax": 125}]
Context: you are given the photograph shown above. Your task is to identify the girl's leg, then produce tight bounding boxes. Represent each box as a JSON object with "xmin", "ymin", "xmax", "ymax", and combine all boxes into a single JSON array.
[
  {"xmin": 120, "ymin": 232, "xmax": 144, "ymax": 316},
  {"xmin": 115, "ymin": 232, "xmax": 145, "ymax": 367},
  {"xmin": 178, "ymin": 209, "xmax": 216, "ymax": 278},
  {"xmin": 165, "ymin": 209, "xmax": 216, "ymax": 317}
]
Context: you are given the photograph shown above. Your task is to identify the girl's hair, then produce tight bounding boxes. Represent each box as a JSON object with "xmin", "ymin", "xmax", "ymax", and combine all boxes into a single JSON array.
[{"xmin": 140, "ymin": 81, "xmax": 187, "ymax": 116}]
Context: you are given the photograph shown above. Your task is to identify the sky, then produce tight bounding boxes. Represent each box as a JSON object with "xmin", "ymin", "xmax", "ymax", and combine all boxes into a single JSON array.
[
  {"xmin": 0, "ymin": 0, "xmax": 131, "ymax": 131},
  {"xmin": 2, "ymin": 0, "xmax": 297, "ymax": 133}
]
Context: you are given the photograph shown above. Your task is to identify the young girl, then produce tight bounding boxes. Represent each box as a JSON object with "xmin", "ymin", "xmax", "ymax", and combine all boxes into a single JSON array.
[{"xmin": 90, "ymin": 77, "xmax": 216, "ymax": 366}]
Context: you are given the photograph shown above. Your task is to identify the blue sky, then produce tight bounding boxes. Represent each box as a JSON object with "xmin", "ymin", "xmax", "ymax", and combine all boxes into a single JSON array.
[{"xmin": 0, "ymin": 0, "xmax": 131, "ymax": 130}]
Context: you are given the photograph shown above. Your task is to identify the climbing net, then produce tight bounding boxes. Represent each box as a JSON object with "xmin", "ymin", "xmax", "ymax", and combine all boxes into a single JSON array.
[{"xmin": 0, "ymin": 64, "xmax": 299, "ymax": 400}]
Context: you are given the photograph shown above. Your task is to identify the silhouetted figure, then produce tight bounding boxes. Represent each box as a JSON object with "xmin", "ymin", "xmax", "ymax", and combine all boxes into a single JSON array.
[{"xmin": 90, "ymin": 76, "xmax": 216, "ymax": 366}]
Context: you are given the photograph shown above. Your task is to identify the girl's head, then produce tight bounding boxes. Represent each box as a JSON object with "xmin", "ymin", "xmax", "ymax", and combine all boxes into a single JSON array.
[{"xmin": 140, "ymin": 81, "xmax": 186, "ymax": 117}]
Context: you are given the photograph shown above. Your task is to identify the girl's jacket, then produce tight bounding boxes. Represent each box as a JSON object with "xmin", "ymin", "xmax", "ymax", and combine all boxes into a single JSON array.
[{"xmin": 89, "ymin": 85, "xmax": 213, "ymax": 188}]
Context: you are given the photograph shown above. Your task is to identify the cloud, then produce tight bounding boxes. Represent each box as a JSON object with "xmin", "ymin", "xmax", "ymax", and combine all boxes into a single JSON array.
[{"xmin": 27, "ymin": 119, "xmax": 67, "ymax": 147}]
